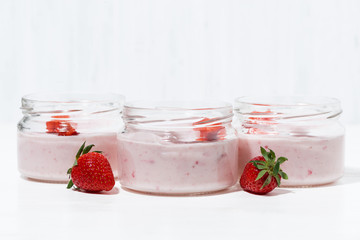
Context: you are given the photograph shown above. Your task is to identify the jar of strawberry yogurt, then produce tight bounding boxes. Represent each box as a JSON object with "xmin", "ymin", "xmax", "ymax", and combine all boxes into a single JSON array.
[
  {"xmin": 234, "ymin": 96, "xmax": 345, "ymax": 187},
  {"xmin": 117, "ymin": 101, "xmax": 239, "ymax": 195},
  {"xmin": 17, "ymin": 93, "xmax": 124, "ymax": 182}
]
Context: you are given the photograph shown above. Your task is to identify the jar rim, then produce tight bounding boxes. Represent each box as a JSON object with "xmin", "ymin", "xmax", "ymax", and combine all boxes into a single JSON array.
[
  {"xmin": 123, "ymin": 100, "xmax": 234, "ymax": 135},
  {"xmin": 125, "ymin": 100, "xmax": 232, "ymax": 111},
  {"xmin": 234, "ymin": 96, "xmax": 342, "ymax": 121},
  {"xmin": 234, "ymin": 96, "xmax": 340, "ymax": 108},
  {"xmin": 21, "ymin": 92, "xmax": 124, "ymax": 115},
  {"xmin": 22, "ymin": 92, "xmax": 124, "ymax": 104}
]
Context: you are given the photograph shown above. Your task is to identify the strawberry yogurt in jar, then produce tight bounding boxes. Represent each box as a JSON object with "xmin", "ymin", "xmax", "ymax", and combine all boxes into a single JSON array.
[
  {"xmin": 17, "ymin": 93, "xmax": 124, "ymax": 182},
  {"xmin": 117, "ymin": 101, "xmax": 239, "ymax": 195},
  {"xmin": 234, "ymin": 96, "xmax": 345, "ymax": 187}
]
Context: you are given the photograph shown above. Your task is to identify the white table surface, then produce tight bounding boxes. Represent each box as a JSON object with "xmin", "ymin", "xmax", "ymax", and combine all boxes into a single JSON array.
[{"xmin": 1, "ymin": 123, "xmax": 360, "ymax": 240}]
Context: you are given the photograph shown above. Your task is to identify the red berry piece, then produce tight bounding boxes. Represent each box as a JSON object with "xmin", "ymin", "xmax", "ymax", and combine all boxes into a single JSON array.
[
  {"xmin": 193, "ymin": 117, "xmax": 225, "ymax": 141},
  {"xmin": 240, "ymin": 147, "xmax": 288, "ymax": 195},
  {"xmin": 46, "ymin": 115, "xmax": 79, "ymax": 136}
]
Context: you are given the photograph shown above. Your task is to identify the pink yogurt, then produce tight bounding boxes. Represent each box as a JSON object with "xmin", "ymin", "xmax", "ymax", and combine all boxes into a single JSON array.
[
  {"xmin": 18, "ymin": 132, "xmax": 118, "ymax": 182},
  {"xmin": 238, "ymin": 134, "xmax": 345, "ymax": 186},
  {"xmin": 118, "ymin": 133, "xmax": 239, "ymax": 194}
]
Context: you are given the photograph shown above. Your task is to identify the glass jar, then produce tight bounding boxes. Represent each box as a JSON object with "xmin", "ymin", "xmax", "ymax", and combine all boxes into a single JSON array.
[
  {"xmin": 117, "ymin": 101, "xmax": 239, "ymax": 195},
  {"xmin": 234, "ymin": 96, "xmax": 345, "ymax": 187},
  {"xmin": 17, "ymin": 93, "xmax": 124, "ymax": 182}
]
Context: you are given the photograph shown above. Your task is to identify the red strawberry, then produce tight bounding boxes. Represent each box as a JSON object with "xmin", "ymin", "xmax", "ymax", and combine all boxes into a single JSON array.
[
  {"xmin": 67, "ymin": 142, "xmax": 115, "ymax": 192},
  {"xmin": 46, "ymin": 115, "xmax": 79, "ymax": 136},
  {"xmin": 240, "ymin": 147, "xmax": 288, "ymax": 194}
]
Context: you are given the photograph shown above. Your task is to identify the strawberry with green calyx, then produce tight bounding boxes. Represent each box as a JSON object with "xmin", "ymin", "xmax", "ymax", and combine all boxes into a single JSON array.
[
  {"xmin": 67, "ymin": 142, "xmax": 115, "ymax": 192},
  {"xmin": 240, "ymin": 147, "xmax": 288, "ymax": 195}
]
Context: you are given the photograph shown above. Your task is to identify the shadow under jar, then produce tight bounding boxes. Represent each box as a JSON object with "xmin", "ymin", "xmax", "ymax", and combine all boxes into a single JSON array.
[
  {"xmin": 117, "ymin": 101, "xmax": 239, "ymax": 195},
  {"xmin": 17, "ymin": 93, "xmax": 124, "ymax": 182},
  {"xmin": 233, "ymin": 96, "xmax": 345, "ymax": 187}
]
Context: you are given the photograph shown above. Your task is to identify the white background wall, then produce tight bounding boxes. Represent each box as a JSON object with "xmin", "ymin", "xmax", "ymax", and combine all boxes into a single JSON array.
[{"xmin": 1, "ymin": 0, "xmax": 360, "ymax": 124}]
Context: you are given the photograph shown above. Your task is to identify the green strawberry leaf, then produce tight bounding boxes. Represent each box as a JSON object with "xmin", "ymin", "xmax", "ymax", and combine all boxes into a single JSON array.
[
  {"xmin": 67, "ymin": 168, "xmax": 72, "ymax": 175},
  {"xmin": 277, "ymin": 157, "xmax": 288, "ymax": 164},
  {"xmin": 250, "ymin": 160, "xmax": 266, "ymax": 166},
  {"xmin": 260, "ymin": 147, "xmax": 270, "ymax": 161},
  {"xmin": 93, "ymin": 151, "xmax": 103, "ymax": 154},
  {"xmin": 274, "ymin": 174, "xmax": 281, "ymax": 186},
  {"xmin": 256, "ymin": 165, "xmax": 267, "ymax": 170},
  {"xmin": 273, "ymin": 162, "xmax": 280, "ymax": 176},
  {"xmin": 255, "ymin": 170, "xmax": 267, "ymax": 181},
  {"xmin": 82, "ymin": 144, "xmax": 95, "ymax": 155},
  {"xmin": 67, "ymin": 179, "xmax": 74, "ymax": 189},
  {"xmin": 76, "ymin": 142, "xmax": 86, "ymax": 161},
  {"xmin": 269, "ymin": 149, "xmax": 276, "ymax": 163},
  {"xmin": 261, "ymin": 175, "xmax": 272, "ymax": 189},
  {"xmin": 279, "ymin": 170, "xmax": 288, "ymax": 180}
]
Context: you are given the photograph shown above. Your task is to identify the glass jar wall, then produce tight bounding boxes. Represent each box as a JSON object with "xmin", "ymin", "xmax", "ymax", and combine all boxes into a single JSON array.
[
  {"xmin": 17, "ymin": 93, "xmax": 124, "ymax": 182},
  {"xmin": 234, "ymin": 96, "xmax": 345, "ymax": 187},
  {"xmin": 118, "ymin": 101, "xmax": 239, "ymax": 195}
]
